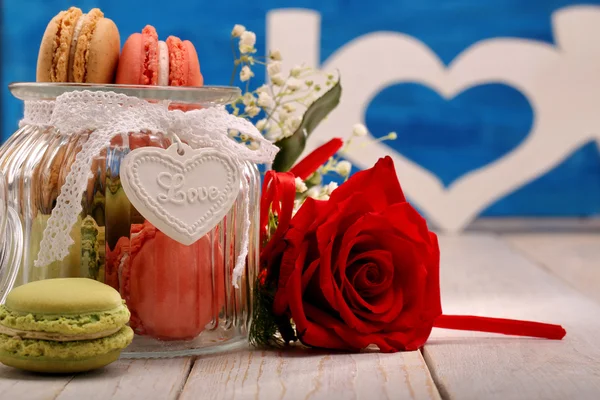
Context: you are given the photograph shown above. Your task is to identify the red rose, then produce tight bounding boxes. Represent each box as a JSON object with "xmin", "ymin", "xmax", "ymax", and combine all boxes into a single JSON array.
[{"xmin": 268, "ymin": 156, "xmax": 441, "ymax": 352}]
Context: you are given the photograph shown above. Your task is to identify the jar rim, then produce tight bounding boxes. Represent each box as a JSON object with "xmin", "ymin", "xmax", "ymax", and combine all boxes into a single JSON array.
[{"xmin": 8, "ymin": 82, "xmax": 241, "ymax": 105}]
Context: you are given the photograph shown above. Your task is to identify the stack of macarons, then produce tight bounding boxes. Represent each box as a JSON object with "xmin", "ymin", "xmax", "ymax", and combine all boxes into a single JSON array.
[
  {"xmin": 116, "ymin": 25, "xmax": 203, "ymax": 87},
  {"xmin": 0, "ymin": 278, "xmax": 133, "ymax": 373},
  {"xmin": 37, "ymin": 7, "xmax": 204, "ymax": 87}
]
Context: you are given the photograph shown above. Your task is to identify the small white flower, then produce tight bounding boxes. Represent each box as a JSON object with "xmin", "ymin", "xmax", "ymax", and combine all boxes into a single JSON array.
[
  {"xmin": 269, "ymin": 49, "xmax": 282, "ymax": 61},
  {"xmin": 278, "ymin": 109, "xmax": 289, "ymax": 123},
  {"xmin": 320, "ymin": 194, "xmax": 330, "ymax": 201},
  {"xmin": 239, "ymin": 31, "xmax": 256, "ymax": 53},
  {"xmin": 283, "ymin": 103, "xmax": 296, "ymax": 113},
  {"xmin": 228, "ymin": 129, "xmax": 239, "ymax": 138},
  {"xmin": 240, "ymin": 66, "xmax": 254, "ymax": 82},
  {"xmin": 325, "ymin": 181, "xmax": 338, "ymax": 195},
  {"xmin": 265, "ymin": 129, "xmax": 282, "ymax": 142},
  {"xmin": 257, "ymin": 92, "xmax": 274, "ymax": 108},
  {"xmin": 287, "ymin": 77, "xmax": 302, "ymax": 91},
  {"xmin": 285, "ymin": 116, "xmax": 301, "ymax": 132},
  {"xmin": 352, "ymin": 123, "xmax": 368, "ymax": 137},
  {"xmin": 245, "ymin": 105, "xmax": 260, "ymax": 117},
  {"xmin": 231, "ymin": 24, "xmax": 246, "ymax": 37},
  {"xmin": 306, "ymin": 186, "xmax": 321, "ymax": 199},
  {"xmin": 388, "ymin": 131, "xmax": 398, "ymax": 140},
  {"xmin": 281, "ymin": 125, "xmax": 292, "ymax": 138},
  {"xmin": 336, "ymin": 160, "xmax": 352, "ymax": 176},
  {"xmin": 247, "ymin": 141, "xmax": 260, "ymax": 150},
  {"xmin": 295, "ymin": 177, "xmax": 307, "ymax": 193},
  {"xmin": 242, "ymin": 92, "xmax": 256, "ymax": 106},
  {"xmin": 256, "ymin": 84, "xmax": 269, "ymax": 94},
  {"xmin": 267, "ymin": 61, "xmax": 281, "ymax": 77},
  {"xmin": 255, "ymin": 119, "xmax": 269, "ymax": 131},
  {"xmin": 271, "ymin": 73, "xmax": 285, "ymax": 86},
  {"xmin": 290, "ymin": 65, "xmax": 303, "ymax": 77}
]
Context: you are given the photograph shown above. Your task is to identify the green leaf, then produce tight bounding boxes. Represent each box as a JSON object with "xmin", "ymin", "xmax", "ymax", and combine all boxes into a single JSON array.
[{"xmin": 272, "ymin": 77, "xmax": 342, "ymax": 172}]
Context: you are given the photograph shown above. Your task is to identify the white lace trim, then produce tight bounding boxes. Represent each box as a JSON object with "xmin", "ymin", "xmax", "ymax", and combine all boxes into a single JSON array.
[{"xmin": 20, "ymin": 90, "xmax": 277, "ymax": 286}]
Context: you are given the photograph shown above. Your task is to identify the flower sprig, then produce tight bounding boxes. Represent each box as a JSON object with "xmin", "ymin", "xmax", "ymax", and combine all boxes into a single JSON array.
[
  {"xmin": 229, "ymin": 25, "xmax": 340, "ymax": 149},
  {"xmin": 291, "ymin": 123, "xmax": 397, "ymax": 214}
]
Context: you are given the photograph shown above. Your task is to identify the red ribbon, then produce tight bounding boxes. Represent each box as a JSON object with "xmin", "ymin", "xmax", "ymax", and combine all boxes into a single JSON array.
[
  {"xmin": 259, "ymin": 142, "xmax": 566, "ymax": 342},
  {"xmin": 434, "ymin": 314, "xmax": 566, "ymax": 340},
  {"xmin": 289, "ymin": 138, "xmax": 344, "ymax": 180}
]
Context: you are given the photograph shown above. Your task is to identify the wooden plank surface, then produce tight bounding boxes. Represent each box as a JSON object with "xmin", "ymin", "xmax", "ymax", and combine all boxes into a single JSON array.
[
  {"xmin": 0, "ymin": 358, "xmax": 192, "ymax": 400},
  {"xmin": 504, "ymin": 233, "xmax": 600, "ymax": 303},
  {"xmin": 423, "ymin": 234, "xmax": 600, "ymax": 400},
  {"xmin": 181, "ymin": 348, "xmax": 441, "ymax": 400},
  {"xmin": 0, "ymin": 233, "xmax": 598, "ymax": 399}
]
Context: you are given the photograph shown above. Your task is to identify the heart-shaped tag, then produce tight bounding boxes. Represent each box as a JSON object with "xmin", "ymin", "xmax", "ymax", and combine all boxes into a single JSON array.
[{"xmin": 120, "ymin": 143, "xmax": 241, "ymax": 245}]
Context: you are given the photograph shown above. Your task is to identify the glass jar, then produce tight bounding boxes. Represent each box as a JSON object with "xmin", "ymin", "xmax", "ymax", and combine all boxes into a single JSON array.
[{"xmin": 1, "ymin": 83, "xmax": 260, "ymax": 358}]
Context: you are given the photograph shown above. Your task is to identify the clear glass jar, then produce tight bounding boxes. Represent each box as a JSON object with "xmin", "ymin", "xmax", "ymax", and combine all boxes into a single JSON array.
[{"xmin": 1, "ymin": 83, "xmax": 259, "ymax": 358}]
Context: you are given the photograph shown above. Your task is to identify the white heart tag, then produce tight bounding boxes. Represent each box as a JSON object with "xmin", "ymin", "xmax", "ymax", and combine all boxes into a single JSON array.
[{"xmin": 120, "ymin": 143, "xmax": 241, "ymax": 245}]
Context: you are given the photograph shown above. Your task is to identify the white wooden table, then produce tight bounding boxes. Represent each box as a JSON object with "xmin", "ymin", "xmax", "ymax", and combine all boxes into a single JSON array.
[{"xmin": 2, "ymin": 232, "xmax": 599, "ymax": 399}]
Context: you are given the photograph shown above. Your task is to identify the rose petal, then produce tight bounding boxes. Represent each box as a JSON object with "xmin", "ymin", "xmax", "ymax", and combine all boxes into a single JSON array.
[
  {"xmin": 327, "ymin": 157, "xmax": 406, "ymax": 213},
  {"xmin": 272, "ymin": 239, "xmax": 309, "ymax": 316},
  {"xmin": 295, "ymin": 296, "xmax": 359, "ymax": 351},
  {"xmin": 274, "ymin": 198, "xmax": 326, "ymax": 303},
  {"xmin": 347, "ymin": 250, "xmax": 394, "ymax": 297}
]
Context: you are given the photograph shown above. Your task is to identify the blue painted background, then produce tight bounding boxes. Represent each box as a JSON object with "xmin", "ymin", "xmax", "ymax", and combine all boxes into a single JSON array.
[{"xmin": 2, "ymin": 0, "xmax": 600, "ymax": 216}]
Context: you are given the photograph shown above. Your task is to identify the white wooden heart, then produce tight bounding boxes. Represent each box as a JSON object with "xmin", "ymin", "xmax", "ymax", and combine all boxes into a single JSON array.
[
  {"xmin": 276, "ymin": 6, "xmax": 600, "ymax": 232},
  {"xmin": 120, "ymin": 143, "xmax": 240, "ymax": 245}
]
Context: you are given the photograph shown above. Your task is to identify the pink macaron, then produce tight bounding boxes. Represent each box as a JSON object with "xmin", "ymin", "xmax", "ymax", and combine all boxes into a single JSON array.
[{"xmin": 116, "ymin": 25, "xmax": 203, "ymax": 87}]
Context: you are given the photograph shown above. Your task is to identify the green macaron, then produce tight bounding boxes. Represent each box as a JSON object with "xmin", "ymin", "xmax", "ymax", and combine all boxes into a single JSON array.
[{"xmin": 0, "ymin": 278, "xmax": 133, "ymax": 373}]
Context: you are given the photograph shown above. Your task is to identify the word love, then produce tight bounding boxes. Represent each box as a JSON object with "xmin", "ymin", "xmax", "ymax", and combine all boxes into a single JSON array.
[{"xmin": 156, "ymin": 172, "xmax": 221, "ymax": 205}]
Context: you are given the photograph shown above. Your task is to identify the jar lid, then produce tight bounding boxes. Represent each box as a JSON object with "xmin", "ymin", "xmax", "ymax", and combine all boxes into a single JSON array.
[
  {"xmin": 9, "ymin": 83, "xmax": 241, "ymax": 106},
  {"xmin": 0, "ymin": 172, "xmax": 23, "ymax": 303}
]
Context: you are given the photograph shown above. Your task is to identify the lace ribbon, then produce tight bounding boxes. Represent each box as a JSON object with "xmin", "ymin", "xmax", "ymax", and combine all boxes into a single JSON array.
[{"xmin": 20, "ymin": 90, "xmax": 278, "ymax": 286}]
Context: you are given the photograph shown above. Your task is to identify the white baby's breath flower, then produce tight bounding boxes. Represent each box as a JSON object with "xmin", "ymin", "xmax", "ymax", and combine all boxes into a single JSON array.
[
  {"xmin": 257, "ymin": 92, "xmax": 274, "ymax": 108},
  {"xmin": 228, "ymin": 129, "xmax": 239, "ymax": 138},
  {"xmin": 231, "ymin": 24, "xmax": 246, "ymax": 37},
  {"xmin": 290, "ymin": 65, "xmax": 303, "ymax": 77},
  {"xmin": 320, "ymin": 194, "xmax": 330, "ymax": 201},
  {"xmin": 283, "ymin": 103, "xmax": 296, "ymax": 113},
  {"xmin": 306, "ymin": 186, "xmax": 321, "ymax": 199},
  {"xmin": 285, "ymin": 116, "xmax": 301, "ymax": 132},
  {"xmin": 247, "ymin": 141, "xmax": 260, "ymax": 150},
  {"xmin": 255, "ymin": 119, "xmax": 269, "ymax": 131},
  {"xmin": 269, "ymin": 49, "xmax": 282, "ymax": 61},
  {"xmin": 325, "ymin": 181, "xmax": 338, "ymax": 195},
  {"xmin": 239, "ymin": 31, "xmax": 256, "ymax": 53},
  {"xmin": 278, "ymin": 109, "xmax": 289, "ymax": 123},
  {"xmin": 388, "ymin": 131, "xmax": 398, "ymax": 140},
  {"xmin": 287, "ymin": 77, "xmax": 302, "ymax": 91},
  {"xmin": 240, "ymin": 65, "xmax": 254, "ymax": 82},
  {"xmin": 256, "ymin": 84, "xmax": 269, "ymax": 94},
  {"xmin": 336, "ymin": 160, "xmax": 352, "ymax": 176},
  {"xmin": 265, "ymin": 128, "xmax": 282, "ymax": 142},
  {"xmin": 281, "ymin": 125, "xmax": 292, "ymax": 138},
  {"xmin": 242, "ymin": 92, "xmax": 255, "ymax": 106},
  {"xmin": 267, "ymin": 61, "xmax": 281, "ymax": 77},
  {"xmin": 295, "ymin": 177, "xmax": 308, "ymax": 193},
  {"xmin": 352, "ymin": 123, "xmax": 368, "ymax": 137},
  {"xmin": 271, "ymin": 73, "xmax": 285, "ymax": 86},
  {"xmin": 245, "ymin": 105, "xmax": 260, "ymax": 117}
]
